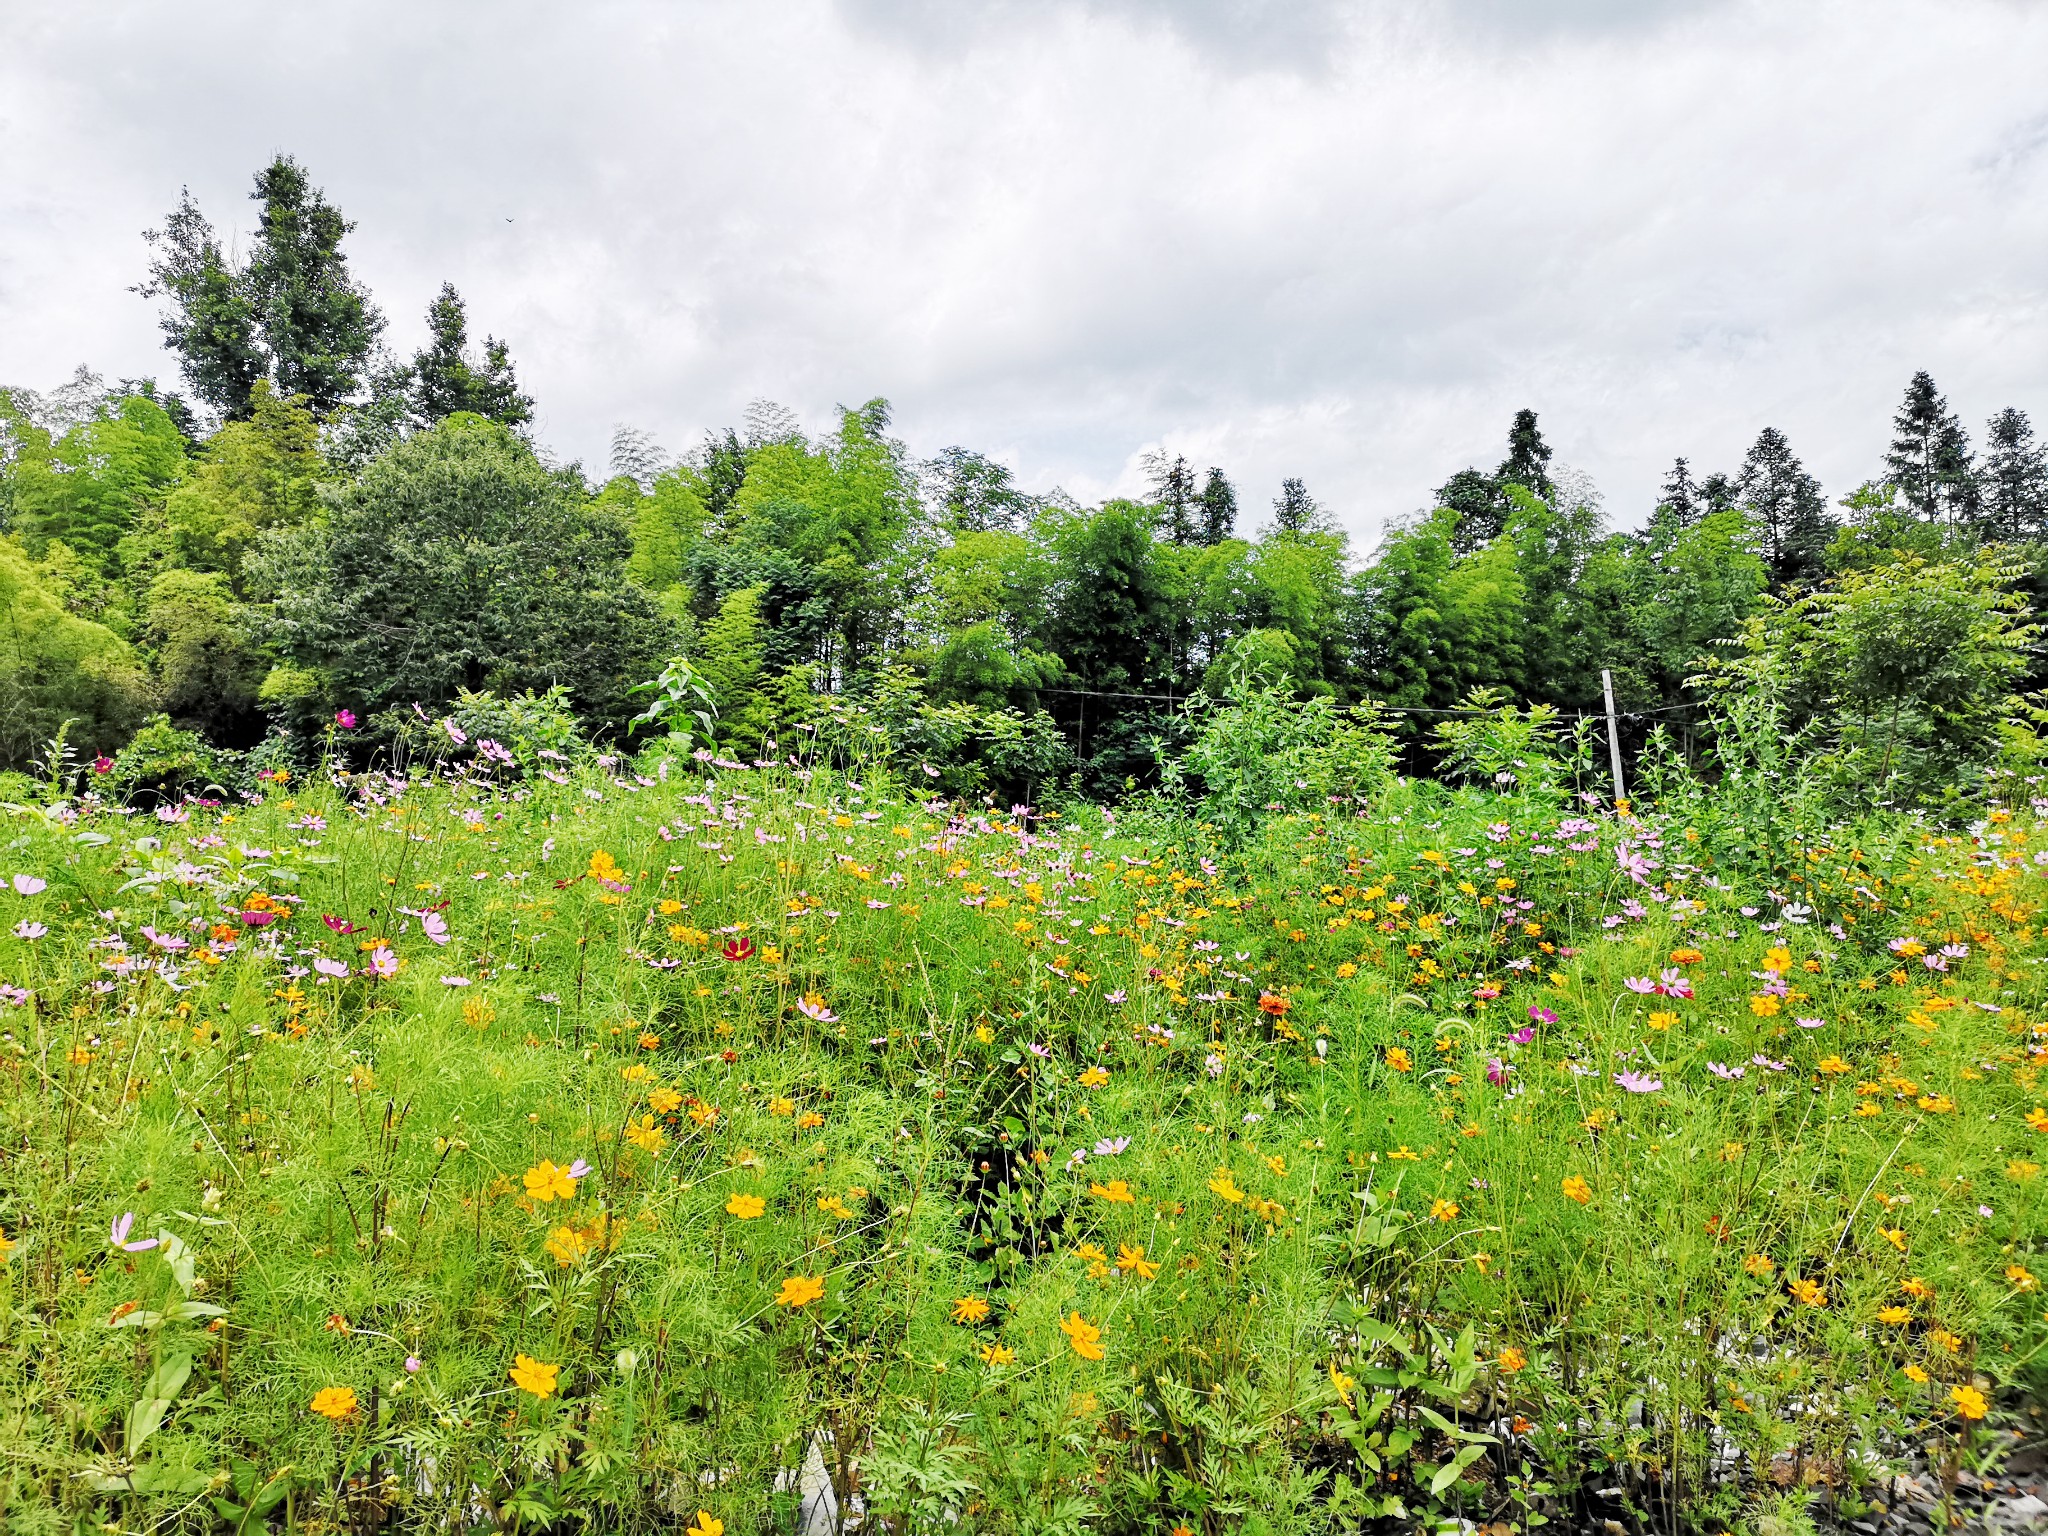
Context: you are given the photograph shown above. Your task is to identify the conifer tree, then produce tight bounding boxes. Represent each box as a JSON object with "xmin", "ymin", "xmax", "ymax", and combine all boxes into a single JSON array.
[
  {"xmin": 1654, "ymin": 457, "xmax": 1698, "ymax": 531},
  {"xmin": 1145, "ymin": 452, "xmax": 1199, "ymax": 543},
  {"xmin": 406, "ymin": 283, "xmax": 533, "ymax": 428},
  {"xmin": 1737, "ymin": 427, "xmax": 1832, "ymax": 585},
  {"xmin": 1497, "ymin": 408, "xmax": 1555, "ymax": 502},
  {"xmin": 141, "ymin": 156, "xmax": 383, "ymax": 419},
  {"xmin": 1886, "ymin": 370, "xmax": 1978, "ymax": 523},
  {"xmin": 1197, "ymin": 467, "xmax": 1236, "ymax": 545},
  {"xmin": 1271, "ymin": 477, "xmax": 1324, "ymax": 535},
  {"xmin": 1981, "ymin": 407, "xmax": 2048, "ymax": 543}
]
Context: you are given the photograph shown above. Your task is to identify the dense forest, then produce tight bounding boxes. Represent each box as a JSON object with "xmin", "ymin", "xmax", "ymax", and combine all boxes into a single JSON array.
[{"xmin": 7, "ymin": 154, "xmax": 2047, "ymax": 809}]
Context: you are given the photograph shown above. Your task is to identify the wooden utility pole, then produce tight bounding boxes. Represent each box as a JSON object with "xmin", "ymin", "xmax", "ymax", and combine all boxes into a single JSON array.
[{"xmin": 1601, "ymin": 668, "xmax": 1625, "ymax": 809}]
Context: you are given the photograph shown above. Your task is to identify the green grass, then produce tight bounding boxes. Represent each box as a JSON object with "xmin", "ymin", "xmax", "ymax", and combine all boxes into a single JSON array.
[{"xmin": 3, "ymin": 755, "xmax": 2045, "ymax": 1532}]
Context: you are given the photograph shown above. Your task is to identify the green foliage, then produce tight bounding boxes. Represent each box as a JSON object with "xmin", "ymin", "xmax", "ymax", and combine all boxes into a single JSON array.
[
  {"xmin": 254, "ymin": 414, "xmax": 675, "ymax": 735},
  {"xmin": 104, "ymin": 713, "xmax": 232, "ymax": 798},
  {"xmin": 153, "ymin": 380, "xmax": 323, "ymax": 589},
  {"xmin": 1430, "ymin": 687, "xmax": 1568, "ymax": 797},
  {"xmin": 140, "ymin": 568, "xmax": 267, "ymax": 744},
  {"xmin": 446, "ymin": 686, "xmax": 589, "ymax": 769},
  {"xmin": 3, "ymin": 392, "xmax": 187, "ymax": 568},
  {"xmin": 0, "ymin": 538, "xmax": 152, "ymax": 768},
  {"xmin": 1165, "ymin": 650, "xmax": 1399, "ymax": 844}
]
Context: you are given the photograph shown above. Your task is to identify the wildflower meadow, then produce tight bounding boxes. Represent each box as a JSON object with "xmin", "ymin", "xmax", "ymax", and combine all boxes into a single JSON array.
[{"xmin": 6, "ymin": 699, "xmax": 2048, "ymax": 1535}]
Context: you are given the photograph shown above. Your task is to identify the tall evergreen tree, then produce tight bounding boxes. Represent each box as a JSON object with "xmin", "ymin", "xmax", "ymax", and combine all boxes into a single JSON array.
[
  {"xmin": 1497, "ymin": 408, "xmax": 1556, "ymax": 501},
  {"xmin": 1438, "ymin": 409, "xmax": 1556, "ymax": 554},
  {"xmin": 1981, "ymin": 407, "xmax": 2048, "ymax": 543},
  {"xmin": 1197, "ymin": 466, "xmax": 1237, "ymax": 545},
  {"xmin": 1886, "ymin": 370, "xmax": 1978, "ymax": 523},
  {"xmin": 1736, "ymin": 427, "xmax": 1832, "ymax": 585},
  {"xmin": 243, "ymin": 157, "xmax": 384, "ymax": 414},
  {"xmin": 1654, "ymin": 457, "xmax": 1699, "ymax": 531},
  {"xmin": 136, "ymin": 190, "xmax": 265, "ymax": 420},
  {"xmin": 406, "ymin": 283, "xmax": 533, "ymax": 428},
  {"xmin": 1700, "ymin": 471, "xmax": 1739, "ymax": 518},
  {"xmin": 1271, "ymin": 477, "xmax": 1324, "ymax": 536},
  {"xmin": 1145, "ymin": 452, "xmax": 1199, "ymax": 543},
  {"xmin": 140, "ymin": 156, "xmax": 383, "ymax": 419}
]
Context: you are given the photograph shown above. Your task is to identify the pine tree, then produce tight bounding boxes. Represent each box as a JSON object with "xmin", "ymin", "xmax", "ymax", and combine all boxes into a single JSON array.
[
  {"xmin": 1497, "ymin": 409, "xmax": 1555, "ymax": 501},
  {"xmin": 1197, "ymin": 467, "xmax": 1237, "ymax": 545},
  {"xmin": 1271, "ymin": 477, "xmax": 1324, "ymax": 536},
  {"xmin": 1981, "ymin": 408, "xmax": 2048, "ymax": 542},
  {"xmin": 407, "ymin": 283, "xmax": 533, "ymax": 428},
  {"xmin": 1737, "ymin": 427, "xmax": 1832, "ymax": 586},
  {"xmin": 1699, "ymin": 472, "xmax": 1739, "ymax": 517},
  {"xmin": 1654, "ymin": 457, "xmax": 1698, "ymax": 531},
  {"xmin": 1886, "ymin": 370, "xmax": 1978, "ymax": 523},
  {"xmin": 1145, "ymin": 452, "xmax": 1199, "ymax": 543},
  {"xmin": 140, "ymin": 156, "xmax": 383, "ymax": 419}
]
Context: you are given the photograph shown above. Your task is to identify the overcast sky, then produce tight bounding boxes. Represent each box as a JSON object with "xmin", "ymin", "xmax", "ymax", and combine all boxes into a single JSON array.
[{"xmin": 3, "ymin": 0, "xmax": 2046, "ymax": 543}]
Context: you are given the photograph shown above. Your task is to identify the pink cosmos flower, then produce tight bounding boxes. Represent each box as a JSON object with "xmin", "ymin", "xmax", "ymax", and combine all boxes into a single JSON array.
[
  {"xmin": 366, "ymin": 946, "xmax": 399, "ymax": 979},
  {"xmin": 1613, "ymin": 1070, "xmax": 1663, "ymax": 1094},
  {"xmin": 314, "ymin": 957, "xmax": 350, "ymax": 978},
  {"xmin": 109, "ymin": 1212, "xmax": 159, "ymax": 1252},
  {"xmin": 420, "ymin": 911, "xmax": 450, "ymax": 945},
  {"xmin": 12, "ymin": 875, "xmax": 47, "ymax": 897},
  {"xmin": 335, "ymin": 709, "xmax": 357, "ymax": 730}
]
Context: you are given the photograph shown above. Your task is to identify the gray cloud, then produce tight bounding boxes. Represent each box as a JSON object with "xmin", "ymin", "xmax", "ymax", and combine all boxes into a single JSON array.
[{"xmin": 2, "ymin": 0, "xmax": 2045, "ymax": 545}]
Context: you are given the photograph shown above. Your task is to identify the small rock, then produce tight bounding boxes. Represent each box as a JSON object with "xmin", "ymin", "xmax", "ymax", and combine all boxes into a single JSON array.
[{"xmin": 2003, "ymin": 1492, "xmax": 2048, "ymax": 1521}]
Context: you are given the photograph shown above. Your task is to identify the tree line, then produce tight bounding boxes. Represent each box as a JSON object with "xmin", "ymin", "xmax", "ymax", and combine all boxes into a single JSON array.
[{"xmin": 4, "ymin": 154, "xmax": 2046, "ymax": 803}]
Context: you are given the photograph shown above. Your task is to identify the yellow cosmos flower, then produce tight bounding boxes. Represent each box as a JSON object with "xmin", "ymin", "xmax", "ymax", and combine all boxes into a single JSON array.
[
  {"xmin": 952, "ymin": 1296, "xmax": 991, "ymax": 1323},
  {"xmin": 725, "ymin": 1193, "xmax": 766, "ymax": 1220},
  {"xmin": 1904, "ymin": 1363, "xmax": 1930, "ymax": 1383},
  {"xmin": 648, "ymin": 1087, "xmax": 683, "ymax": 1115},
  {"xmin": 775, "ymin": 1273, "xmax": 826, "ymax": 1309},
  {"xmin": 1089, "ymin": 1179, "xmax": 1134, "ymax": 1204},
  {"xmin": 523, "ymin": 1160, "xmax": 580, "ymax": 1203},
  {"xmin": 1876, "ymin": 1305, "xmax": 1913, "ymax": 1325},
  {"xmin": 1117, "ymin": 1243, "xmax": 1159, "ymax": 1280},
  {"xmin": 1743, "ymin": 1254, "xmax": 1776, "ymax": 1277},
  {"xmin": 1059, "ymin": 1312, "xmax": 1105, "ymax": 1360},
  {"xmin": 1497, "ymin": 1346, "xmax": 1527, "ymax": 1374},
  {"xmin": 1329, "ymin": 1363, "xmax": 1356, "ymax": 1406},
  {"xmin": 1950, "ymin": 1384, "xmax": 1988, "ymax": 1420},
  {"xmin": 2008, "ymin": 1265, "xmax": 2038, "ymax": 1292},
  {"xmin": 310, "ymin": 1386, "xmax": 357, "ymax": 1420},
  {"xmin": 980, "ymin": 1342, "xmax": 1015, "ymax": 1366},
  {"xmin": 1385, "ymin": 1047, "xmax": 1413, "ymax": 1073},
  {"xmin": 1560, "ymin": 1175, "xmax": 1592, "ymax": 1205},
  {"xmin": 1787, "ymin": 1277, "xmax": 1826, "ymax": 1307},
  {"xmin": 1431, "ymin": 1198, "xmax": 1461, "ymax": 1223},
  {"xmin": 1208, "ymin": 1169, "xmax": 1245, "ymax": 1203},
  {"xmin": 509, "ymin": 1354, "xmax": 560, "ymax": 1399},
  {"xmin": 687, "ymin": 1513, "xmax": 723, "ymax": 1536},
  {"xmin": 1078, "ymin": 1066, "xmax": 1109, "ymax": 1088}
]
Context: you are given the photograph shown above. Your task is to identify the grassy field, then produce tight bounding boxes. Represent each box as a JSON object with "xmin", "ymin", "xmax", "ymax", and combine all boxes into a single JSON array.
[{"xmin": 4, "ymin": 746, "xmax": 2047, "ymax": 1533}]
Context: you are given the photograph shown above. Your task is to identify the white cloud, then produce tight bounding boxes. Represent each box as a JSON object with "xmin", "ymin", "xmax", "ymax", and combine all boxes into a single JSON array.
[{"xmin": 1, "ymin": 0, "xmax": 2044, "ymax": 544}]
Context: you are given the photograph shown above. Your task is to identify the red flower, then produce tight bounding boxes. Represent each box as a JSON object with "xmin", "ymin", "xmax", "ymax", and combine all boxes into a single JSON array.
[
  {"xmin": 92, "ymin": 756, "xmax": 113, "ymax": 774},
  {"xmin": 241, "ymin": 911, "xmax": 277, "ymax": 928},
  {"xmin": 721, "ymin": 937, "xmax": 755, "ymax": 962},
  {"xmin": 323, "ymin": 914, "xmax": 360, "ymax": 935}
]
